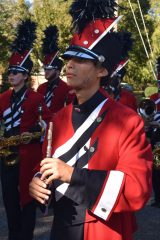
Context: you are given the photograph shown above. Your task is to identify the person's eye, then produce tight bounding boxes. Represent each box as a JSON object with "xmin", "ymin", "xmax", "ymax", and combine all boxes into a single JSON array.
[{"xmin": 75, "ymin": 58, "xmax": 87, "ymax": 63}]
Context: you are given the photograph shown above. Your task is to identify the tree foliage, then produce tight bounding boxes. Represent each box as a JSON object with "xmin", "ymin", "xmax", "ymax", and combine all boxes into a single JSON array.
[
  {"xmin": 118, "ymin": 0, "xmax": 156, "ymax": 90},
  {"xmin": 32, "ymin": 0, "xmax": 72, "ymax": 72},
  {"xmin": 150, "ymin": 1, "xmax": 160, "ymax": 57},
  {"xmin": 0, "ymin": 0, "xmax": 16, "ymax": 72},
  {"xmin": 0, "ymin": 0, "xmax": 32, "ymax": 91},
  {"xmin": 0, "ymin": 0, "xmax": 160, "ymax": 91}
]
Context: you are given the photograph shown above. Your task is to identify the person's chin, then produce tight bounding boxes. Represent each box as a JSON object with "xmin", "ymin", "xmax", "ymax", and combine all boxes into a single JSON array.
[
  {"xmin": 47, "ymin": 77, "xmax": 54, "ymax": 82},
  {"xmin": 9, "ymin": 82, "xmax": 16, "ymax": 86},
  {"xmin": 67, "ymin": 81, "xmax": 76, "ymax": 88},
  {"xmin": 67, "ymin": 82, "xmax": 80, "ymax": 91}
]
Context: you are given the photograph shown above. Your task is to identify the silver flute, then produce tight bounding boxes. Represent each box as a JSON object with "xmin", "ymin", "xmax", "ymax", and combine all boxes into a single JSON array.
[{"xmin": 46, "ymin": 122, "xmax": 53, "ymax": 158}]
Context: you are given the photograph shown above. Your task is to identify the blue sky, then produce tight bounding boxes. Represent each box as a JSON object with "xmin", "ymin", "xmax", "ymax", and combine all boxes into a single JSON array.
[{"xmin": 25, "ymin": 0, "xmax": 33, "ymax": 3}]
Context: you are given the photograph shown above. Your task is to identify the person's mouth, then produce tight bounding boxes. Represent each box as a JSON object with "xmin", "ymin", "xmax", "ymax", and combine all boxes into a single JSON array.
[{"xmin": 66, "ymin": 72, "xmax": 76, "ymax": 78}]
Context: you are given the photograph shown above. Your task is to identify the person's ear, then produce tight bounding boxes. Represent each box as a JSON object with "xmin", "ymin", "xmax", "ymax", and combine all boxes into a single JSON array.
[
  {"xmin": 97, "ymin": 67, "xmax": 108, "ymax": 78},
  {"xmin": 23, "ymin": 73, "xmax": 29, "ymax": 81}
]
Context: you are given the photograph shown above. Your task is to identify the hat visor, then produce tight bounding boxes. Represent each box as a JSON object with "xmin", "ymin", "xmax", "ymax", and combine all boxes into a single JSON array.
[
  {"xmin": 62, "ymin": 45, "xmax": 99, "ymax": 61},
  {"xmin": 44, "ymin": 65, "xmax": 58, "ymax": 70},
  {"xmin": 8, "ymin": 66, "xmax": 28, "ymax": 73}
]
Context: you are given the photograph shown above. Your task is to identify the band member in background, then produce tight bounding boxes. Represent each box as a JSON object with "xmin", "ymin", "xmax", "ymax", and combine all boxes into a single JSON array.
[
  {"xmin": 29, "ymin": 1, "xmax": 152, "ymax": 240},
  {"xmin": 0, "ymin": 20, "xmax": 51, "ymax": 240},
  {"xmin": 105, "ymin": 63, "xmax": 137, "ymax": 112},
  {"xmin": 149, "ymin": 56, "xmax": 160, "ymax": 208},
  {"xmin": 37, "ymin": 25, "xmax": 74, "ymax": 113}
]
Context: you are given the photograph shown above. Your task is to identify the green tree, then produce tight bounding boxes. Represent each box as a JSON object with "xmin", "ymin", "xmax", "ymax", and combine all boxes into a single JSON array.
[
  {"xmin": 32, "ymin": 0, "xmax": 72, "ymax": 73},
  {"xmin": 1, "ymin": 0, "xmax": 160, "ymax": 92},
  {"xmin": 16, "ymin": 0, "xmax": 32, "ymax": 20},
  {"xmin": 0, "ymin": 0, "xmax": 16, "ymax": 72},
  {"xmin": 118, "ymin": 0, "xmax": 155, "ymax": 90},
  {"xmin": 0, "ymin": 0, "xmax": 32, "ymax": 92},
  {"xmin": 0, "ymin": 0, "xmax": 32, "ymax": 72},
  {"xmin": 150, "ymin": 1, "xmax": 160, "ymax": 61}
]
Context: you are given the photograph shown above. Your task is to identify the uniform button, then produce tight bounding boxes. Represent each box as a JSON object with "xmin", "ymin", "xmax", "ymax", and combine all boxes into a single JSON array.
[
  {"xmin": 97, "ymin": 117, "xmax": 102, "ymax": 123},
  {"xmin": 94, "ymin": 29, "xmax": 100, "ymax": 34},
  {"xmin": 83, "ymin": 40, "xmax": 88, "ymax": 45},
  {"xmin": 89, "ymin": 147, "xmax": 95, "ymax": 153},
  {"xmin": 101, "ymin": 208, "xmax": 107, "ymax": 212}
]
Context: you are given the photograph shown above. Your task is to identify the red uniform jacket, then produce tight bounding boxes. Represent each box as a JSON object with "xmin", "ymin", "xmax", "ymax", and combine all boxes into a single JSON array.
[
  {"xmin": 37, "ymin": 78, "xmax": 74, "ymax": 113},
  {"xmin": 150, "ymin": 92, "xmax": 160, "ymax": 111},
  {"xmin": 43, "ymin": 89, "xmax": 152, "ymax": 240},
  {"xmin": 150, "ymin": 92, "xmax": 160, "ymax": 122},
  {"xmin": 0, "ymin": 89, "xmax": 52, "ymax": 206},
  {"xmin": 119, "ymin": 88, "xmax": 137, "ymax": 112}
]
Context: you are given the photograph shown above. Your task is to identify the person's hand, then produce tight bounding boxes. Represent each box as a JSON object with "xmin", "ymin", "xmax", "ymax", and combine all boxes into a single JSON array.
[
  {"xmin": 29, "ymin": 176, "xmax": 51, "ymax": 204},
  {"xmin": 40, "ymin": 158, "xmax": 74, "ymax": 184}
]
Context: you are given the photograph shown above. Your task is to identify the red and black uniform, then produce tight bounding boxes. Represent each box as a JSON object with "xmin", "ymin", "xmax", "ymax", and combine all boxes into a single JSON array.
[
  {"xmin": 37, "ymin": 78, "xmax": 73, "ymax": 113},
  {"xmin": 149, "ymin": 92, "xmax": 160, "ymax": 207},
  {"xmin": 0, "ymin": 87, "xmax": 51, "ymax": 240},
  {"xmin": 42, "ymin": 88, "xmax": 152, "ymax": 240},
  {"xmin": 150, "ymin": 92, "xmax": 160, "ymax": 121},
  {"xmin": 118, "ymin": 88, "xmax": 137, "ymax": 112}
]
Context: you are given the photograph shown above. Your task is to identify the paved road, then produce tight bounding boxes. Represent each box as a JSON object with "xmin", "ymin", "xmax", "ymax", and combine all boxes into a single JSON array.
[{"xmin": 0, "ymin": 183, "xmax": 159, "ymax": 240}]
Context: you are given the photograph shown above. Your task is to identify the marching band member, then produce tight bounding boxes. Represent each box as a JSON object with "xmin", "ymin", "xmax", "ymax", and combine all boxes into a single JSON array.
[
  {"xmin": 149, "ymin": 57, "xmax": 160, "ymax": 208},
  {"xmin": 0, "ymin": 20, "xmax": 51, "ymax": 240},
  {"xmin": 150, "ymin": 57, "xmax": 160, "ymax": 123},
  {"xmin": 105, "ymin": 61, "xmax": 137, "ymax": 112},
  {"xmin": 29, "ymin": 1, "xmax": 152, "ymax": 239},
  {"xmin": 37, "ymin": 25, "xmax": 74, "ymax": 113}
]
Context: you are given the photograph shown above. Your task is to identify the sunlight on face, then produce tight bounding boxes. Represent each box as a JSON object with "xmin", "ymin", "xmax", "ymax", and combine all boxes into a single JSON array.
[
  {"xmin": 8, "ymin": 72, "xmax": 27, "ymax": 88},
  {"xmin": 65, "ymin": 58, "xmax": 107, "ymax": 91}
]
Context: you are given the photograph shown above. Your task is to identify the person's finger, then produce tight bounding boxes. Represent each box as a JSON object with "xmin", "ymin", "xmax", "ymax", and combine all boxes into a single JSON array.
[
  {"xmin": 29, "ymin": 185, "xmax": 51, "ymax": 203},
  {"xmin": 40, "ymin": 163, "xmax": 54, "ymax": 173},
  {"xmin": 40, "ymin": 168, "xmax": 55, "ymax": 181},
  {"xmin": 40, "ymin": 158, "xmax": 53, "ymax": 166}
]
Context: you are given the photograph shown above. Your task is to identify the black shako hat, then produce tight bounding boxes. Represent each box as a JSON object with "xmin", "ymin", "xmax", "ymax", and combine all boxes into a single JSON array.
[
  {"xmin": 42, "ymin": 25, "xmax": 63, "ymax": 71},
  {"xmin": 8, "ymin": 19, "xmax": 36, "ymax": 74},
  {"xmin": 63, "ymin": 0, "xmax": 132, "ymax": 76}
]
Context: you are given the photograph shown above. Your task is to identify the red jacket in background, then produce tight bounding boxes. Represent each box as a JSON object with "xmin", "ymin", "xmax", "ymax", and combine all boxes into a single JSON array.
[
  {"xmin": 37, "ymin": 78, "xmax": 74, "ymax": 113},
  {"xmin": 150, "ymin": 92, "xmax": 160, "ymax": 111},
  {"xmin": 119, "ymin": 88, "xmax": 137, "ymax": 112}
]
